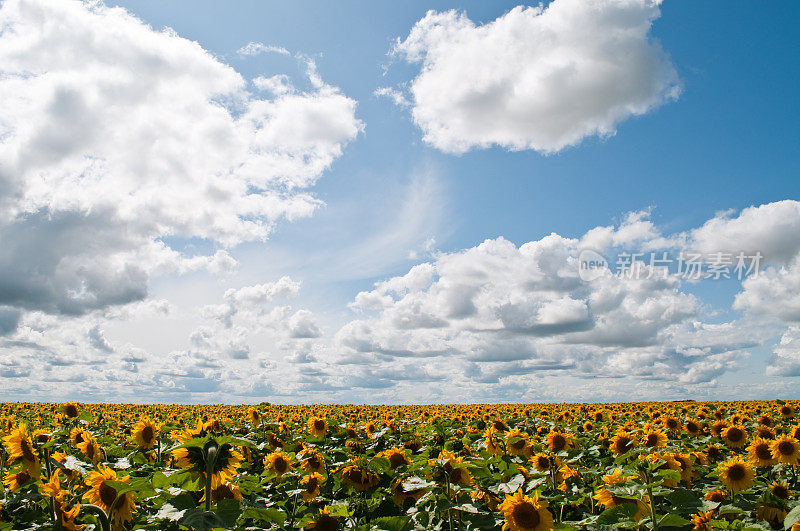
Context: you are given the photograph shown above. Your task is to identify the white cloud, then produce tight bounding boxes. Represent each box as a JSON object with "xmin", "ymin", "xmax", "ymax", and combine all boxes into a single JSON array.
[
  {"xmin": 237, "ymin": 42, "xmax": 291, "ymax": 56},
  {"xmin": 390, "ymin": 0, "xmax": 679, "ymax": 154},
  {"xmin": 0, "ymin": 0, "xmax": 363, "ymax": 315},
  {"xmin": 689, "ymin": 200, "xmax": 800, "ymax": 264},
  {"xmin": 767, "ymin": 326, "xmax": 800, "ymax": 377},
  {"xmin": 374, "ymin": 86, "xmax": 410, "ymax": 107},
  {"xmin": 734, "ymin": 257, "xmax": 800, "ymax": 323}
]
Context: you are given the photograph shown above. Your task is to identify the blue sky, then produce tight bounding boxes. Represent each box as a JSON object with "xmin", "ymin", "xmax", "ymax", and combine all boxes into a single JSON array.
[{"xmin": 0, "ymin": 0, "xmax": 798, "ymax": 403}]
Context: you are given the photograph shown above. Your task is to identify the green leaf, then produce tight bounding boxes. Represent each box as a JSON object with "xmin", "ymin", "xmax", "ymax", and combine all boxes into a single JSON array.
[
  {"xmin": 327, "ymin": 503, "xmax": 351, "ymax": 517},
  {"xmin": 666, "ymin": 487, "xmax": 703, "ymax": 511},
  {"xmin": 785, "ymin": 505, "xmax": 800, "ymax": 530},
  {"xmin": 657, "ymin": 468, "xmax": 681, "ymax": 482},
  {"xmin": 596, "ymin": 503, "xmax": 639, "ymax": 525},
  {"xmin": 214, "ymin": 498, "xmax": 240, "ymax": 528},
  {"xmin": 178, "ymin": 508, "xmax": 225, "ymax": 530},
  {"xmin": 370, "ymin": 516, "xmax": 414, "ymax": 531},
  {"xmin": 167, "ymin": 493, "xmax": 197, "ymax": 511},
  {"xmin": 659, "ymin": 513, "xmax": 691, "ymax": 527},
  {"xmin": 241, "ymin": 507, "xmax": 286, "ymax": 525},
  {"xmin": 718, "ymin": 504, "xmax": 745, "ymax": 516}
]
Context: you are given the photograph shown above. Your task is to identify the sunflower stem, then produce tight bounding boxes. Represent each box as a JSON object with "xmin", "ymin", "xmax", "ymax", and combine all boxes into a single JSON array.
[
  {"xmin": 43, "ymin": 448, "xmax": 60, "ymax": 530},
  {"xmin": 81, "ymin": 503, "xmax": 111, "ymax": 531},
  {"xmin": 288, "ymin": 475, "xmax": 300, "ymax": 529},
  {"xmin": 645, "ymin": 470, "xmax": 658, "ymax": 531},
  {"xmin": 204, "ymin": 444, "xmax": 218, "ymax": 512},
  {"xmin": 445, "ymin": 470, "xmax": 453, "ymax": 531}
]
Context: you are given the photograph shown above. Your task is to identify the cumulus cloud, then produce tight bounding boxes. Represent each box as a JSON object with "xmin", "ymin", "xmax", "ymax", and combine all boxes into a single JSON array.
[
  {"xmin": 768, "ymin": 326, "xmax": 800, "ymax": 377},
  {"xmin": 334, "ymin": 204, "xmax": 800, "ymax": 390},
  {"xmin": 689, "ymin": 200, "xmax": 800, "ymax": 264},
  {"xmin": 390, "ymin": 0, "xmax": 679, "ymax": 153},
  {"xmin": 0, "ymin": 0, "xmax": 362, "ymax": 315}
]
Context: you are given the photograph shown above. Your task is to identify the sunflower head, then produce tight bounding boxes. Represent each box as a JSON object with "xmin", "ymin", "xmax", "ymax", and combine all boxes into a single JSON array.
[
  {"xmin": 771, "ymin": 436, "xmax": 800, "ymax": 465},
  {"xmin": 307, "ymin": 417, "xmax": 328, "ymax": 438},
  {"xmin": 173, "ymin": 437, "xmax": 242, "ymax": 482},
  {"xmin": 84, "ymin": 465, "xmax": 137, "ymax": 528},
  {"xmin": 721, "ymin": 425, "xmax": 747, "ymax": 447},
  {"xmin": 264, "ymin": 451, "xmax": 293, "ymax": 478},
  {"xmin": 748, "ymin": 437, "xmax": 777, "ymax": 467},
  {"xmin": 306, "ymin": 506, "xmax": 339, "ymax": 530},
  {"xmin": 498, "ymin": 489, "xmax": 554, "ymax": 531},
  {"xmin": 62, "ymin": 402, "xmax": 80, "ymax": 419},
  {"xmin": 717, "ymin": 457, "xmax": 755, "ymax": 493},
  {"xmin": 131, "ymin": 417, "xmax": 160, "ymax": 450}
]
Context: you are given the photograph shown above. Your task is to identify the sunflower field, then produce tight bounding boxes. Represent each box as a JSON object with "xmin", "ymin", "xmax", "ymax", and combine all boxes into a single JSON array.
[{"xmin": 0, "ymin": 400, "xmax": 799, "ymax": 531}]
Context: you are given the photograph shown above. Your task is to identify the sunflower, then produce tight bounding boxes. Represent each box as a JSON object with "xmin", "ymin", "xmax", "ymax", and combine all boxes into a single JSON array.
[
  {"xmin": 685, "ymin": 420, "xmax": 702, "ymax": 437},
  {"xmin": 173, "ymin": 440, "xmax": 242, "ymax": 482},
  {"xmin": 717, "ymin": 457, "xmax": 754, "ymax": 493},
  {"xmin": 246, "ymin": 407, "xmax": 261, "ymax": 426},
  {"xmin": 301, "ymin": 472, "xmax": 324, "ymax": 501},
  {"xmin": 54, "ymin": 496, "xmax": 84, "ymax": 531},
  {"xmin": 470, "ymin": 487, "xmax": 501, "ymax": 510},
  {"xmin": 263, "ymin": 451, "xmax": 293, "ymax": 478},
  {"xmin": 170, "ymin": 419, "xmax": 207, "ymax": 443},
  {"xmin": 70, "ymin": 426, "xmax": 90, "ymax": 447},
  {"xmin": 530, "ymin": 453, "xmax": 558, "ymax": 473},
  {"xmin": 664, "ymin": 417, "xmax": 680, "ymax": 433},
  {"xmin": 610, "ymin": 430, "xmax": 637, "ymax": 456},
  {"xmin": 498, "ymin": 489, "xmax": 554, "ymax": 531},
  {"xmin": 345, "ymin": 439, "xmax": 364, "ymax": 454},
  {"xmin": 33, "ymin": 429, "xmax": 51, "ymax": 444},
  {"xmin": 710, "ymin": 420, "xmax": 728, "ymax": 437},
  {"xmin": 77, "ymin": 436, "xmax": 103, "ymax": 464},
  {"xmin": 748, "ymin": 438, "xmax": 777, "ymax": 467},
  {"xmin": 2, "ymin": 422, "xmax": 40, "ymax": 475},
  {"xmin": 756, "ymin": 503, "xmax": 787, "ymax": 527},
  {"xmin": 546, "ymin": 430, "xmax": 573, "ymax": 452},
  {"xmin": 721, "ymin": 425, "xmax": 747, "ymax": 448},
  {"xmin": 432, "ymin": 450, "xmax": 473, "ymax": 486},
  {"xmin": 672, "ymin": 453, "xmax": 695, "ymax": 484},
  {"xmin": 341, "ymin": 465, "xmax": 379, "ymax": 491},
  {"xmin": 602, "ymin": 468, "xmax": 634, "ymax": 485},
  {"xmin": 298, "ymin": 448, "xmax": 326, "ymax": 473},
  {"xmin": 640, "ymin": 452, "xmax": 681, "ymax": 488},
  {"xmin": 392, "ymin": 478, "xmax": 429, "ymax": 507},
  {"xmin": 690, "ymin": 510, "xmax": 715, "ymax": 531},
  {"xmin": 307, "ymin": 417, "xmax": 328, "ymax": 438},
  {"xmin": 770, "ymin": 481, "xmax": 791, "ymax": 499},
  {"xmin": 778, "ymin": 404, "xmax": 795, "ymax": 419},
  {"xmin": 84, "ymin": 466, "xmax": 136, "ymax": 531},
  {"xmin": 131, "ymin": 417, "xmax": 160, "ymax": 450},
  {"xmin": 306, "ymin": 506, "xmax": 339, "ymax": 530},
  {"xmin": 200, "ymin": 474, "xmax": 242, "ymax": 504},
  {"xmin": 593, "ymin": 488, "xmax": 650, "ymax": 521},
  {"xmin": 484, "ymin": 426, "xmax": 503, "ymax": 456},
  {"xmin": 765, "ymin": 435, "xmax": 797, "ymax": 466},
  {"xmin": 377, "ymin": 447, "xmax": 411, "ymax": 470},
  {"xmin": 706, "ymin": 444, "xmax": 723, "ymax": 463},
  {"xmin": 62, "ymin": 402, "xmax": 80, "ymax": 419},
  {"xmin": 505, "ymin": 429, "xmax": 530, "ymax": 456},
  {"xmin": 642, "ymin": 426, "xmax": 667, "ymax": 449},
  {"xmin": 3, "ymin": 470, "xmax": 35, "ymax": 492},
  {"xmin": 703, "ymin": 490, "xmax": 726, "ymax": 503}
]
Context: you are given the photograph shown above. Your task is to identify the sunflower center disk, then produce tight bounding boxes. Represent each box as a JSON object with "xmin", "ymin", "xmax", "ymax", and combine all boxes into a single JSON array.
[{"xmin": 512, "ymin": 502, "xmax": 541, "ymax": 529}]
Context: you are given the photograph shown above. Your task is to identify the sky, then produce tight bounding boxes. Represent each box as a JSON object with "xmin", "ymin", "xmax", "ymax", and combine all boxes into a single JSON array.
[{"xmin": 0, "ymin": 0, "xmax": 798, "ymax": 404}]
